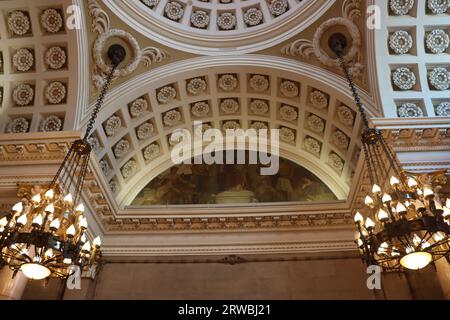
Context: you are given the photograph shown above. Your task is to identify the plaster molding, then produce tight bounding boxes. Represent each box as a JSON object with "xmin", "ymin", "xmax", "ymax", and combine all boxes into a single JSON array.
[
  {"xmin": 77, "ymin": 55, "xmax": 380, "ymax": 206},
  {"xmin": 102, "ymin": 0, "xmax": 335, "ymax": 55},
  {"xmin": 87, "ymin": 0, "xmax": 170, "ymax": 91},
  {"xmin": 100, "ymin": 240, "xmax": 357, "ymax": 257},
  {"xmin": 281, "ymin": 0, "xmax": 364, "ymax": 79}
]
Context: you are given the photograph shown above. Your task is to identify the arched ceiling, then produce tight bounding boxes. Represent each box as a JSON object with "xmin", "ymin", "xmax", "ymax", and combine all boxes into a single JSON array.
[
  {"xmin": 7, "ymin": 0, "xmax": 448, "ymax": 213},
  {"xmin": 0, "ymin": 0, "xmax": 375, "ymax": 210},
  {"xmin": 102, "ymin": 0, "xmax": 333, "ymax": 55},
  {"xmin": 82, "ymin": 57, "xmax": 366, "ymax": 206}
]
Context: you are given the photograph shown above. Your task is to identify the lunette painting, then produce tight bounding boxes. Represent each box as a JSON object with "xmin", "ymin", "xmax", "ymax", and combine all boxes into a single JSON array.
[{"xmin": 131, "ymin": 152, "xmax": 336, "ymax": 205}]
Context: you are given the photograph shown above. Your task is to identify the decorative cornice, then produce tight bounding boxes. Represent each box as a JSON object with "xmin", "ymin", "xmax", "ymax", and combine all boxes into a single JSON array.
[
  {"xmin": 0, "ymin": 132, "xmax": 78, "ymax": 162},
  {"xmin": 387, "ymin": 128, "xmax": 450, "ymax": 152},
  {"xmin": 102, "ymin": 210, "xmax": 353, "ymax": 233},
  {"xmin": 100, "ymin": 240, "xmax": 357, "ymax": 257}
]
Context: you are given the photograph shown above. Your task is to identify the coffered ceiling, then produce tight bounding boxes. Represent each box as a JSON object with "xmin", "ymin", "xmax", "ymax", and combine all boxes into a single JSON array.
[
  {"xmin": 1, "ymin": 0, "xmax": 449, "ymax": 210},
  {"xmin": 1, "ymin": 0, "xmax": 449, "ymax": 257}
]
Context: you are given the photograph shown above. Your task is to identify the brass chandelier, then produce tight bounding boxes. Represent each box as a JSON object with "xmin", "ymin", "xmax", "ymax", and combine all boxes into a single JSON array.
[
  {"xmin": 329, "ymin": 33, "xmax": 450, "ymax": 271},
  {"xmin": 0, "ymin": 45, "xmax": 126, "ymax": 280}
]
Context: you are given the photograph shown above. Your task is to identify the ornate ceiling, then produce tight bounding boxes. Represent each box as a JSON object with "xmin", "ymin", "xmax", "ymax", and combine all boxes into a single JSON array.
[
  {"xmin": 374, "ymin": 0, "xmax": 450, "ymax": 122},
  {"xmin": 101, "ymin": 0, "xmax": 333, "ymax": 54},
  {"xmin": 0, "ymin": 0, "xmax": 80, "ymax": 134},
  {"xmin": 0, "ymin": 0, "xmax": 449, "ymax": 256},
  {"xmin": 77, "ymin": 0, "xmax": 378, "ymax": 206}
]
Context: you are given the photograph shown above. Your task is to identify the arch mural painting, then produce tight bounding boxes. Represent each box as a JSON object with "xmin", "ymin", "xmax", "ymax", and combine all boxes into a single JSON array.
[{"xmin": 131, "ymin": 152, "xmax": 336, "ymax": 205}]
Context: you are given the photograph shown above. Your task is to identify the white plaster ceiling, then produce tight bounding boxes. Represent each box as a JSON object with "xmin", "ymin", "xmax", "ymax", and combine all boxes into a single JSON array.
[
  {"xmin": 102, "ymin": 0, "xmax": 333, "ymax": 55},
  {"xmin": 83, "ymin": 57, "xmax": 365, "ymax": 206},
  {"xmin": 7, "ymin": 0, "xmax": 450, "ymax": 211},
  {"xmin": 374, "ymin": 0, "xmax": 450, "ymax": 124},
  {"xmin": 0, "ymin": 0, "xmax": 81, "ymax": 135}
]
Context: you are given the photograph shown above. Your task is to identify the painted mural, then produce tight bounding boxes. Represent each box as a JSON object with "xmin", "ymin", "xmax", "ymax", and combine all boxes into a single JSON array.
[{"xmin": 131, "ymin": 153, "xmax": 336, "ymax": 205}]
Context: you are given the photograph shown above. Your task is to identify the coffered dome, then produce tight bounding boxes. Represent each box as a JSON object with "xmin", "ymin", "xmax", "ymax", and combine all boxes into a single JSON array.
[{"xmin": 102, "ymin": 0, "xmax": 333, "ymax": 54}]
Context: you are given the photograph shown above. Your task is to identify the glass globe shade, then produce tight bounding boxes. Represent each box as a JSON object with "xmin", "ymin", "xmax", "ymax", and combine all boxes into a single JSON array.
[
  {"xmin": 399, "ymin": 252, "xmax": 432, "ymax": 270},
  {"xmin": 20, "ymin": 263, "xmax": 51, "ymax": 280}
]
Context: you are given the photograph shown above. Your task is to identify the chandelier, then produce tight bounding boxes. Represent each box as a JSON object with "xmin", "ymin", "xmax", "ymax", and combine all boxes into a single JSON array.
[
  {"xmin": 0, "ymin": 45, "xmax": 126, "ymax": 280},
  {"xmin": 329, "ymin": 33, "xmax": 450, "ymax": 271}
]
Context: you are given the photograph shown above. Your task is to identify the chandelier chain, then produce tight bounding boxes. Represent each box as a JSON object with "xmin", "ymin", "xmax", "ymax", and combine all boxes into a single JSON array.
[
  {"xmin": 83, "ymin": 64, "xmax": 118, "ymax": 140},
  {"xmin": 337, "ymin": 55, "xmax": 370, "ymax": 129}
]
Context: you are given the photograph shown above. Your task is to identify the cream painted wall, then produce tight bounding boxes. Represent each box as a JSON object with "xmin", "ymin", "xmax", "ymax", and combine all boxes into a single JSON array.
[{"xmin": 21, "ymin": 255, "xmax": 445, "ymax": 300}]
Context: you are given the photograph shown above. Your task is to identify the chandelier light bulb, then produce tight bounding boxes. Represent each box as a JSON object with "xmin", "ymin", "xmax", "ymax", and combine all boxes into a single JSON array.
[
  {"xmin": 64, "ymin": 193, "xmax": 73, "ymax": 203},
  {"xmin": 408, "ymin": 177, "xmax": 418, "ymax": 188},
  {"xmin": 93, "ymin": 236, "xmax": 102, "ymax": 248},
  {"xmin": 63, "ymin": 258, "xmax": 72, "ymax": 265},
  {"xmin": 12, "ymin": 202, "xmax": 23, "ymax": 213},
  {"xmin": 422, "ymin": 241, "xmax": 430, "ymax": 249},
  {"xmin": 0, "ymin": 217, "xmax": 8, "ymax": 227},
  {"xmin": 357, "ymin": 239, "xmax": 363, "ymax": 248},
  {"xmin": 17, "ymin": 214, "xmax": 28, "ymax": 226},
  {"xmin": 443, "ymin": 207, "xmax": 450, "ymax": 218},
  {"xmin": 390, "ymin": 176, "xmax": 400, "ymax": 186},
  {"xmin": 391, "ymin": 247, "xmax": 400, "ymax": 257},
  {"xmin": 372, "ymin": 184, "xmax": 381, "ymax": 194},
  {"xmin": 360, "ymin": 228, "xmax": 368, "ymax": 237},
  {"xmin": 44, "ymin": 203, "xmax": 55, "ymax": 214},
  {"xmin": 82, "ymin": 241, "xmax": 91, "ymax": 252},
  {"xmin": 423, "ymin": 187, "xmax": 434, "ymax": 197},
  {"xmin": 31, "ymin": 194, "xmax": 41, "ymax": 203},
  {"xmin": 32, "ymin": 214, "xmax": 43, "ymax": 227},
  {"xmin": 415, "ymin": 200, "xmax": 425, "ymax": 210},
  {"xmin": 365, "ymin": 217, "xmax": 375, "ymax": 229},
  {"xmin": 66, "ymin": 225, "xmax": 76, "ymax": 237},
  {"xmin": 377, "ymin": 242, "xmax": 388, "ymax": 255},
  {"xmin": 44, "ymin": 249, "xmax": 53, "ymax": 258},
  {"xmin": 75, "ymin": 203, "xmax": 85, "ymax": 213},
  {"xmin": 354, "ymin": 212, "xmax": 363, "ymax": 224},
  {"xmin": 396, "ymin": 202, "xmax": 407, "ymax": 214},
  {"xmin": 44, "ymin": 189, "xmax": 54, "ymax": 199},
  {"xmin": 434, "ymin": 232, "xmax": 444, "ymax": 242},
  {"xmin": 79, "ymin": 217, "xmax": 88, "ymax": 229},
  {"xmin": 416, "ymin": 189, "xmax": 423, "ymax": 195},
  {"xmin": 377, "ymin": 208, "xmax": 389, "ymax": 222},
  {"xmin": 364, "ymin": 196, "xmax": 374, "ymax": 206},
  {"xmin": 49, "ymin": 218, "xmax": 60, "ymax": 230},
  {"xmin": 413, "ymin": 234, "xmax": 422, "ymax": 246},
  {"xmin": 80, "ymin": 234, "xmax": 87, "ymax": 243},
  {"xmin": 382, "ymin": 193, "xmax": 392, "ymax": 203}
]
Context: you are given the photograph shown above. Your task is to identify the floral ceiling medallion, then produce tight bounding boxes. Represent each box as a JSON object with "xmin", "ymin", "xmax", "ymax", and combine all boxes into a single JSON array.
[
  {"xmin": 282, "ymin": 0, "xmax": 364, "ymax": 78},
  {"xmin": 88, "ymin": 0, "xmax": 170, "ymax": 90}
]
